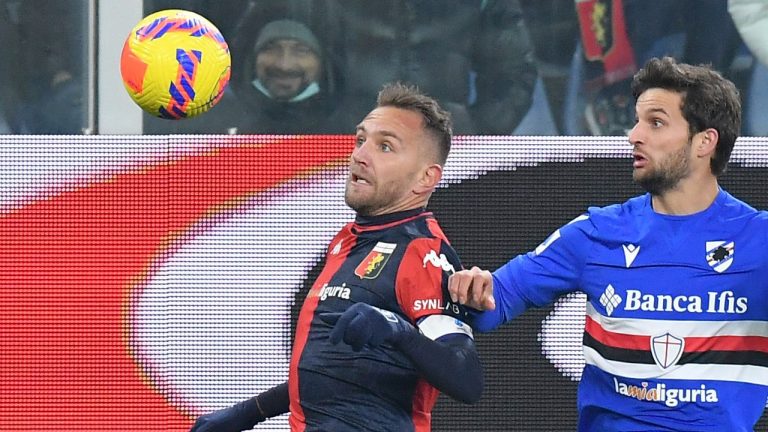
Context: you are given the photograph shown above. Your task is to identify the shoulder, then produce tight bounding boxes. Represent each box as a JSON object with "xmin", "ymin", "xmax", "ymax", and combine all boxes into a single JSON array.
[
  {"xmin": 585, "ymin": 194, "xmax": 647, "ymax": 221},
  {"xmin": 581, "ymin": 194, "xmax": 649, "ymax": 232},
  {"xmin": 718, "ymin": 189, "xmax": 765, "ymax": 216},
  {"xmin": 712, "ymin": 190, "xmax": 768, "ymax": 231},
  {"xmin": 403, "ymin": 232, "xmax": 461, "ymax": 269},
  {"xmin": 369, "ymin": 213, "xmax": 459, "ymax": 262},
  {"xmin": 539, "ymin": 195, "xmax": 647, "ymax": 250},
  {"xmin": 390, "ymin": 215, "xmax": 462, "ymax": 271}
]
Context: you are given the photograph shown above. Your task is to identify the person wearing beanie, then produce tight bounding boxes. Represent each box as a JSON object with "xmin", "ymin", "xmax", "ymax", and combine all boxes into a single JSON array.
[
  {"xmin": 251, "ymin": 19, "xmax": 323, "ymax": 102},
  {"xmin": 142, "ymin": 15, "xmax": 340, "ymax": 135}
]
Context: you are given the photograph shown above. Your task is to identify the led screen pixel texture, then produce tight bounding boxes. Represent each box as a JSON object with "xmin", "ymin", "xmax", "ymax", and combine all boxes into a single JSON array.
[{"xmin": 1, "ymin": 135, "xmax": 766, "ymax": 431}]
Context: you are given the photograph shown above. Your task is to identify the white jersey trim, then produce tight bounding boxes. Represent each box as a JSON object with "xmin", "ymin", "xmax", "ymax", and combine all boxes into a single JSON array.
[
  {"xmin": 418, "ymin": 314, "xmax": 473, "ymax": 341},
  {"xmin": 586, "ymin": 302, "xmax": 768, "ymax": 337},
  {"xmin": 583, "ymin": 346, "xmax": 768, "ymax": 386}
]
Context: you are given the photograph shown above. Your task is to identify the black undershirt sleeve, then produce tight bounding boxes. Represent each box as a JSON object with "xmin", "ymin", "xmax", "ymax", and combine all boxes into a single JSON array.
[
  {"xmin": 253, "ymin": 381, "xmax": 289, "ymax": 421},
  {"xmin": 395, "ymin": 331, "xmax": 483, "ymax": 404}
]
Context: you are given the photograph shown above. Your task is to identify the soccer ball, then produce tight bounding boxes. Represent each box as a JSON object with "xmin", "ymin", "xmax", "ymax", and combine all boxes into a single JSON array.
[{"xmin": 120, "ymin": 9, "xmax": 231, "ymax": 119}]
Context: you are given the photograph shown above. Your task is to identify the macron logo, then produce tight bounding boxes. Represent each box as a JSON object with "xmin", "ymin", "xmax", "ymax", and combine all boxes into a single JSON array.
[{"xmin": 622, "ymin": 244, "xmax": 640, "ymax": 268}]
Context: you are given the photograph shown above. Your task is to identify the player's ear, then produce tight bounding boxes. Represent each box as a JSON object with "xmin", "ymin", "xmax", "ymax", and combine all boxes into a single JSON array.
[
  {"xmin": 415, "ymin": 163, "xmax": 442, "ymax": 194},
  {"xmin": 696, "ymin": 128, "xmax": 718, "ymax": 158}
]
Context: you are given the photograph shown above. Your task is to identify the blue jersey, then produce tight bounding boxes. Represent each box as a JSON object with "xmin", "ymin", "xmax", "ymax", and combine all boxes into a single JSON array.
[{"xmin": 476, "ymin": 190, "xmax": 768, "ymax": 431}]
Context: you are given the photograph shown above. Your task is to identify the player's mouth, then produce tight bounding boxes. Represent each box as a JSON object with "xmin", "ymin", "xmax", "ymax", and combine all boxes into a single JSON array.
[
  {"xmin": 350, "ymin": 173, "xmax": 372, "ymax": 186},
  {"xmin": 633, "ymin": 152, "xmax": 648, "ymax": 169}
]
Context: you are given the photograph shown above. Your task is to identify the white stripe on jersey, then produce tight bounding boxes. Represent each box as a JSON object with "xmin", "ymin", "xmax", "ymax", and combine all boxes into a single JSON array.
[
  {"xmin": 583, "ymin": 346, "xmax": 768, "ymax": 386},
  {"xmin": 586, "ymin": 302, "xmax": 768, "ymax": 337},
  {"xmin": 418, "ymin": 315, "xmax": 473, "ymax": 341}
]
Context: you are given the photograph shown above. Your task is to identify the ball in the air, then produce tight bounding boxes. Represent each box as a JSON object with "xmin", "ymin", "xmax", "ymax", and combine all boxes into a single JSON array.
[{"xmin": 120, "ymin": 9, "xmax": 231, "ymax": 119}]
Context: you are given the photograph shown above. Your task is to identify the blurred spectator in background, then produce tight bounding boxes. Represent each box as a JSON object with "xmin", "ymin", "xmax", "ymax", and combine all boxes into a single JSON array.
[
  {"xmin": 564, "ymin": 0, "xmax": 744, "ymax": 136},
  {"xmin": 0, "ymin": 0, "xmax": 88, "ymax": 134},
  {"xmin": 227, "ymin": 18, "xmax": 337, "ymax": 133},
  {"xmin": 518, "ymin": 0, "xmax": 581, "ymax": 134},
  {"xmin": 141, "ymin": 0, "xmax": 768, "ymax": 138},
  {"xmin": 251, "ymin": 19, "xmax": 322, "ymax": 102},
  {"xmin": 729, "ymin": 0, "xmax": 768, "ymax": 136},
  {"xmin": 143, "ymin": 0, "xmax": 541, "ymax": 135},
  {"xmin": 14, "ymin": 0, "xmax": 88, "ymax": 134},
  {"xmin": 144, "ymin": 4, "xmax": 341, "ymax": 134},
  {"xmin": 569, "ymin": 0, "xmax": 638, "ymax": 136},
  {"xmin": 0, "ymin": 1, "xmax": 19, "ymax": 133},
  {"xmin": 323, "ymin": 0, "xmax": 539, "ymax": 135},
  {"xmin": 729, "ymin": 0, "xmax": 768, "ymax": 67}
]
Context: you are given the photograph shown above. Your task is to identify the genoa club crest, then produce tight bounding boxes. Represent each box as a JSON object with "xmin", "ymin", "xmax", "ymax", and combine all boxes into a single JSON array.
[{"xmin": 355, "ymin": 242, "xmax": 396, "ymax": 279}]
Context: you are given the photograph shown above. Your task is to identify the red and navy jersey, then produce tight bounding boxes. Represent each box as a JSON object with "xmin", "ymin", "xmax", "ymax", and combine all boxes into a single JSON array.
[{"xmin": 288, "ymin": 208, "xmax": 470, "ymax": 432}]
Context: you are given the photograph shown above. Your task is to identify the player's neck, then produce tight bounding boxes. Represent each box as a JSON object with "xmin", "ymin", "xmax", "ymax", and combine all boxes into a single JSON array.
[{"xmin": 651, "ymin": 174, "xmax": 719, "ymax": 216}]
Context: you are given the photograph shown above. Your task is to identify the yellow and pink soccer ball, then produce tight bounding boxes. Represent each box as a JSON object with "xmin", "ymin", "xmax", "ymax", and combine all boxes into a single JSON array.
[{"xmin": 120, "ymin": 9, "xmax": 231, "ymax": 119}]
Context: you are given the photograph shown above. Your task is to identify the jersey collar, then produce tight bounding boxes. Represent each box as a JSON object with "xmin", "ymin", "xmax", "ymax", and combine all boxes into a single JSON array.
[{"xmin": 354, "ymin": 207, "xmax": 428, "ymax": 229}]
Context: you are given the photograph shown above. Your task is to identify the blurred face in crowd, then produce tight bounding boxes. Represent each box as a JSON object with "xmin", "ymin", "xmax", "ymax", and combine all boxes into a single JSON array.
[
  {"xmin": 628, "ymin": 88, "xmax": 696, "ymax": 196},
  {"xmin": 255, "ymin": 38, "xmax": 321, "ymax": 101},
  {"xmin": 345, "ymin": 106, "xmax": 442, "ymax": 216}
]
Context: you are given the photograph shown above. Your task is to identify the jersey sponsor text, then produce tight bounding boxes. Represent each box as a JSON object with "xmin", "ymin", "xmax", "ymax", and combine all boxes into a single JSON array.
[
  {"xmin": 613, "ymin": 377, "xmax": 719, "ymax": 407},
  {"xmin": 413, "ymin": 298, "xmax": 461, "ymax": 314},
  {"xmin": 318, "ymin": 283, "xmax": 351, "ymax": 301},
  {"xmin": 624, "ymin": 290, "xmax": 748, "ymax": 314}
]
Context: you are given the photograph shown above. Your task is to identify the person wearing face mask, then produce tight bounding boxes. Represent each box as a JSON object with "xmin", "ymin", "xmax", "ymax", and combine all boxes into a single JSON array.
[
  {"xmin": 227, "ymin": 19, "xmax": 339, "ymax": 133},
  {"xmin": 249, "ymin": 19, "xmax": 322, "ymax": 103},
  {"xmin": 144, "ymin": 17, "xmax": 340, "ymax": 134}
]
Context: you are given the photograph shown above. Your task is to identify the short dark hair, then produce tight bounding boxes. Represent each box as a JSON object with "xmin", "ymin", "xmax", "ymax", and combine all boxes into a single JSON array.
[
  {"xmin": 631, "ymin": 56, "xmax": 741, "ymax": 176},
  {"xmin": 376, "ymin": 82, "xmax": 453, "ymax": 165}
]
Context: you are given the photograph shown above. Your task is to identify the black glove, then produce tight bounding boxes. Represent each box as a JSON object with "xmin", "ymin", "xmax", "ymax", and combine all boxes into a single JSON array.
[
  {"xmin": 190, "ymin": 382, "xmax": 289, "ymax": 432},
  {"xmin": 189, "ymin": 397, "xmax": 264, "ymax": 432},
  {"xmin": 320, "ymin": 303, "xmax": 416, "ymax": 351}
]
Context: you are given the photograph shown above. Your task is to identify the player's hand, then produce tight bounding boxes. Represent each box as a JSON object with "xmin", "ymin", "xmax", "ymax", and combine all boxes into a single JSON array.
[
  {"xmin": 319, "ymin": 303, "xmax": 416, "ymax": 351},
  {"xmin": 448, "ymin": 266, "xmax": 496, "ymax": 311},
  {"xmin": 189, "ymin": 397, "xmax": 264, "ymax": 432}
]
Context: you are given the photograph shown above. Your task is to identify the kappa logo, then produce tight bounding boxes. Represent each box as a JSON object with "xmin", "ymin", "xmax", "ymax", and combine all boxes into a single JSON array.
[
  {"xmin": 651, "ymin": 332, "xmax": 685, "ymax": 369},
  {"xmin": 599, "ymin": 284, "xmax": 622, "ymax": 316},
  {"xmin": 354, "ymin": 242, "xmax": 396, "ymax": 279},
  {"xmin": 705, "ymin": 241, "xmax": 734, "ymax": 273},
  {"xmin": 622, "ymin": 244, "xmax": 640, "ymax": 268},
  {"xmin": 422, "ymin": 250, "xmax": 455, "ymax": 274}
]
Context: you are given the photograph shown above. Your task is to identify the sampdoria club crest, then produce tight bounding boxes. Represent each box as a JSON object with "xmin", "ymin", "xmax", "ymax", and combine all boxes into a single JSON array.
[{"xmin": 705, "ymin": 241, "xmax": 734, "ymax": 273}]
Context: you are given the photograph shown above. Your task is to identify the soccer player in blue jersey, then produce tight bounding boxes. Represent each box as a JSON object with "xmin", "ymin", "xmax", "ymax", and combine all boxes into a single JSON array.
[
  {"xmin": 189, "ymin": 83, "xmax": 482, "ymax": 432},
  {"xmin": 448, "ymin": 56, "xmax": 768, "ymax": 431}
]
